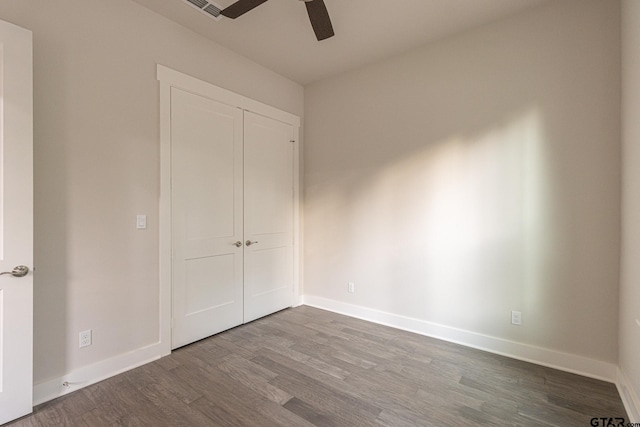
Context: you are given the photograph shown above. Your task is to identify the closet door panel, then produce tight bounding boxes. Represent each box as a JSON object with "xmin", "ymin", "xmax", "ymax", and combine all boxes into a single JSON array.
[
  {"xmin": 244, "ymin": 111, "xmax": 294, "ymax": 322},
  {"xmin": 171, "ymin": 88, "xmax": 244, "ymax": 349}
]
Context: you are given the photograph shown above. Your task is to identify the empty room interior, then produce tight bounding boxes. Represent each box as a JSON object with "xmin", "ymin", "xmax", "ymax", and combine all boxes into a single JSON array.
[{"xmin": 0, "ymin": 0, "xmax": 639, "ymax": 425}]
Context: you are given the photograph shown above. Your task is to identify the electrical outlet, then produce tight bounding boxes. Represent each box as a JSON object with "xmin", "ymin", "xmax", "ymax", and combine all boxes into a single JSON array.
[
  {"xmin": 511, "ymin": 311, "xmax": 522, "ymax": 326},
  {"xmin": 79, "ymin": 329, "xmax": 92, "ymax": 348},
  {"xmin": 348, "ymin": 282, "xmax": 355, "ymax": 293},
  {"xmin": 636, "ymin": 319, "xmax": 640, "ymax": 328}
]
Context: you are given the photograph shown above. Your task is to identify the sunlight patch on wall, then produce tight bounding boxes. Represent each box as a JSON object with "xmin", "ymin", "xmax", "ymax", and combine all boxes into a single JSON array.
[
  {"xmin": 304, "ymin": 108, "xmax": 549, "ymax": 331},
  {"xmin": 336, "ymin": 109, "xmax": 549, "ymax": 326},
  {"xmin": 419, "ymin": 109, "xmax": 546, "ymax": 325}
]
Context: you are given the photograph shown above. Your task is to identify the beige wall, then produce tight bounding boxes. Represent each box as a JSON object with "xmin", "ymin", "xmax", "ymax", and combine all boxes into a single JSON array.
[
  {"xmin": 0, "ymin": 0, "xmax": 303, "ymax": 385},
  {"xmin": 304, "ymin": 0, "xmax": 620, "ymax": 363},
  {"xmin": 621, "ymin": 0, "xmax": 640, "ymax": 419}
]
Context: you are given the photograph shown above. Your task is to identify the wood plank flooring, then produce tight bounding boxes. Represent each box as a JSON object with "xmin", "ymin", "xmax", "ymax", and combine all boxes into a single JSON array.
[{"xmin": 8, "ymin": 306, "xmax": 628, "ymax": 426}]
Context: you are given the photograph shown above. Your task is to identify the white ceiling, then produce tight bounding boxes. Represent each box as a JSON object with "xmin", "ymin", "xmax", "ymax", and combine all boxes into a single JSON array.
[{"xmin": 132, "ymin": 0, "xmax": 550, "ymax": 85}]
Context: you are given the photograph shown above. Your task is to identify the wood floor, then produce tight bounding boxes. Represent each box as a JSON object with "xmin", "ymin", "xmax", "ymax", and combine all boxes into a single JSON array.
[{"xmin": 8, "ymin": 306, "xmax": 628, "ymax": 426}]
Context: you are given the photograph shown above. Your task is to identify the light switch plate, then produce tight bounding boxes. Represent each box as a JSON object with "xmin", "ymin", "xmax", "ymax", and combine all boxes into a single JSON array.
[{"xmin": 136, "ymin": 214, "xmax": 147, "ymax": 229}]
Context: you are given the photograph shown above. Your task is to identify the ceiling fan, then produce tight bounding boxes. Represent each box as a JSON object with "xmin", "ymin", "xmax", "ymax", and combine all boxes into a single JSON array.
[
  {"xmin": 222, "ymin": 0, "xmax": 333, "ymax": 41},
  {"xmin": 184, "ymin": 0, "xmax": 334, "ymax": 41}
]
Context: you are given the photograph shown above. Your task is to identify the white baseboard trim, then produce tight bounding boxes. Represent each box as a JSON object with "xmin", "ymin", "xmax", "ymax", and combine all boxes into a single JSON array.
[
  {"xmin": 31, "ymin": 299, "xmax": 626, "ymax": 414},
  {"xmin": 302, "ymin": 295, "xmax": 618, "ymax": 383},
  {"xmin": 33, "ymin": 341, "xmax": 169, "ymax": 406},
  {"xmin": 617, "ymin": 368, "xmax": 640, "ymax": 423}
]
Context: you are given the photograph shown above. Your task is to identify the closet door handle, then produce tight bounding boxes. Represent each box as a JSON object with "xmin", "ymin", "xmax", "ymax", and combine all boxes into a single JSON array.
[
  {"xmin": 245, "ymin": 240, "xmax": 258, "ymax": 246},
  {"xmin": 233, "ymin": 241, "xmax": 243, "ymax": 248}
]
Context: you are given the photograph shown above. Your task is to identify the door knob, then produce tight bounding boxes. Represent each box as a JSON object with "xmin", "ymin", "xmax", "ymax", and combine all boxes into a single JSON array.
[
  {"xmin": 246, "ymin": 240, "xmax": 259, "ymax": 246},
  {"xmin": 233, "ymin": 241, "xmax": 243, "ymax": 247},
  {"xmin": 0, "ymin": 265, "xmax": 30, "ymax": 278}
]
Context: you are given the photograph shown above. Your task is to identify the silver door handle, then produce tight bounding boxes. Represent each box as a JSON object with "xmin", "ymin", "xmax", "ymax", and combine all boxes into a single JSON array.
[
  {"xmin": 245, "ymin": 240, "xmax": 258, "ymax": 246},
  {"xmin": 233, "ymin": 241, "xmax": 243, "ymax": 247},
  {"xmin": 0, "ymin": 265, "xmax": 30, "ymax": 278}
]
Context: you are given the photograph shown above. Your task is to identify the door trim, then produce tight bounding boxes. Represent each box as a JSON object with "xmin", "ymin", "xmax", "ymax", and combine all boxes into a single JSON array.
[{"xmin": 157, "ymin": 65, "xmax": 301, "ymax": 354}]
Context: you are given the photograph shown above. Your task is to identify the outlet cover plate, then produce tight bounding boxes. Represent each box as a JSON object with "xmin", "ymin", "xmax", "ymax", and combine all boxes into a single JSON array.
[
  {"xmin": 511, "ymin": 311, "xmax": 522, "ymax": 326},
  {"xmin": 79, "ymin": 329, "xmax": 92, "ymax": 348}
]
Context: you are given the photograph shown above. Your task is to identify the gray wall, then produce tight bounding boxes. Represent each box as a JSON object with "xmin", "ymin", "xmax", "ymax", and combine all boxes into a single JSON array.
[
  {"xmin": 304, "ymin": 0, "xmax": 620, "ymax": 364},
  {"xmin": 0, "ymin": 0, "xmax": 303, "ymax": 385}
]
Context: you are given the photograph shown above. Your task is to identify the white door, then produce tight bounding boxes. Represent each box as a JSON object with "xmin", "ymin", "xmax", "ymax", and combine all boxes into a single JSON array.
[
  {"xmin": 171, "ymin": 88, "xmax": 244, "ymax": 349},
  {"xmin": 0, "ymin": 20, "xmax": 34, "ymax": 424},
  {"xmin": 243, "ymin": 112, "xmax": 294, "ymax": 323}
]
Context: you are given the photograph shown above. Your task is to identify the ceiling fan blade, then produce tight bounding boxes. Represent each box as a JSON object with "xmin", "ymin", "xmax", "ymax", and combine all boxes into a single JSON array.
[
  {"xmin": 221, "ymin": 0, "xmax": 269, "ymax": 19},
  {"xmin": 305, "ymin": 0, "xmax": 334, "ymax": 41}
]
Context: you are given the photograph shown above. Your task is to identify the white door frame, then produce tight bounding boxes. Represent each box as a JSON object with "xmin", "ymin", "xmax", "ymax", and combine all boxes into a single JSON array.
[{"xmin": 156, "ymin": 65, "xmax": 301, "ymax": 353}]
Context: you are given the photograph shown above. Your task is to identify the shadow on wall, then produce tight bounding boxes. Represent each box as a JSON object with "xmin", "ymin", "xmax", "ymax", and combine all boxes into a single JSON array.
[{"xmin": 32, "ymin": 39, "xmax": 70, "ymax": 386}]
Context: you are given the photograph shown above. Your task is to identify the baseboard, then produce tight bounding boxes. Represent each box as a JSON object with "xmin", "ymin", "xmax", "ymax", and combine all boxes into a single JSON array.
[
  {"xmin": 33, "ymin": 341, "xmax": 169, "ymax": 406},
  {"xmin": 31, "ymin": 299, "xmax": 624, "ymax": 411},
  {"xmin": 617, "ymin": 368, "xmax": 640, "ymax": 423},
  {"xmin": 302, "ymin": 295, "xmax": 618, "ymax": 383}
]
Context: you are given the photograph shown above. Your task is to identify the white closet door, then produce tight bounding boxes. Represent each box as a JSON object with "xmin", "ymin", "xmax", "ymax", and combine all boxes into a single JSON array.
[
  {"xmin": 171, "ymin": 88, "xmax": 244, "ymax": 349},
  {"xmin": 243, "ymin": 111, "xmax": 294, "ymax": 322}
]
